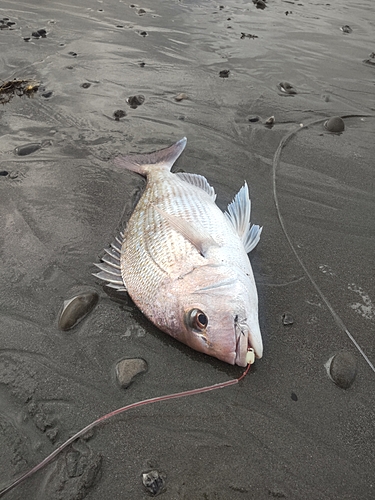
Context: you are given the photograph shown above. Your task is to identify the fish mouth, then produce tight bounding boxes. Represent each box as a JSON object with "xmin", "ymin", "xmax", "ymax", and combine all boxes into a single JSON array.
[{"xmin": 235, "ymin": 321, "xmax": 263, "ymax": 367}]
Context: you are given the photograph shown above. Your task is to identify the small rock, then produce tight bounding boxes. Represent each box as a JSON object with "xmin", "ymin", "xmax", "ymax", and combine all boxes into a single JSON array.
[
  {"xmin": 265, "ymin": 115, "xmax": 275, "ymax": 127},
  {"xmin": 23, "ymin": 37, "xmax": 30, "ymax": 42},
  {"xmin": 116, "ymin": 358, "xmax": 148, "ymax": 388},
  {"xmin": 282, "ymin": 313, "xmax": 294, "ymax": 325},
  {"xmin": 139, "ymin": 30, "xmax": 148, "ymax": 37},
  {"xmin": 253, "ymin": 0, "xmax": 267, "ymax": 9},
  {"xmin": 81, "ymin": 82, "xmax": 91, "ymax": 89},
  {"xmin": 174, "ymin": 92, "xmax": 188, "ymax": 101},
  {"xmin": 328, "ymin": 351, "xmax": 357, "ymax": 389},
  {"xmin": 127, "ymin": 94, "xmax": 145, "ymax": 108},
  {"xmin": 113, "ymin": 109, "xmax": 127, "ymax": 120},
  {"xmin": 277, "ymin": 82, "xmax": 297, "ymax": 94},
  {"xmin": 68, "ymin": 51, "xmax": 77, "ymax": 57},
  {"xmin": 41, "ymin": 90, "xmax": 53, "ymax": 98},
  {"xmin": 14, "ymin": 143, "xmax": 42, "ymax": 156},
  {"xmin": 291, "ymin": 392, "xmax": 298, "ymax": 401},
  {"xmin": 137, "ymin": 8, "xmax": 146, "ymax": 15},
  {"xmin": 37, "ymin": 28, "xmax": 47, "ymax": 37},
  {"xmin": 340, "ymin": 25, "xmax": 352, "ymax": 34},
  {"xmin": 324, "ymin": 116, "xmax": 345, "ymax": 133},
  {"xmin": 58, "ymin": 292, "xmax": 99, "ymax": 331},
  {"xmin": 139, "ymin": 61, "xmax": 146, "ymax": 67},
  {"xmin": 219, "ymin": 69, "xmax": 230, "ymax": 78},
  {"xmin": 142, "ymin": 470, "xmax": 165, "ymax": 496},
  {"xmin": 32, "ymin": 31, "xmax": 40, "ymax": 38},
  {"xmin": 247, "ymin": 115, "xmax": 260, "ymax": 123},
  {"xmin": 0, "ymin": 170, "xmax": 9, "ymax": 176}
]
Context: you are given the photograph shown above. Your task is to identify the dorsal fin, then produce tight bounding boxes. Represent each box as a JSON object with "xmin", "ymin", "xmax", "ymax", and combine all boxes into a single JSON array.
[
  {"xmin": 224, "ymin": 182, "xmax": 262, "ymax": 253},
  {"xmin": 113, "ymin": 137, "xmax": 187, "ymax": 177},
  {"xmin": 175, "ymin": 172, "xmax": 216, "ymax": 200}
]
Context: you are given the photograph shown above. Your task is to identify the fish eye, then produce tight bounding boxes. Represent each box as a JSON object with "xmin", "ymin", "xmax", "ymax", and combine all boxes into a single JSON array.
[{"xmin": 186, "ymin": 308, "xmax": 208, "ymax": 331}]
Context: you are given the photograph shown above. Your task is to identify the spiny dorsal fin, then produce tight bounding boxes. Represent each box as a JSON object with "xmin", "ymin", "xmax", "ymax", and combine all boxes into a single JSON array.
[
  {"xmin": 224, "ymin": 182, "xmax": 262, "ymax": 253},
  {"xmin": 175, "ymin": 172, "xmax": 216, "ymax": 200},
  {"xmin": 154, "ymin": 206, "xmax": 219, "ymax": 257},
  {"xmin": 113, "ymin": 137, "xmax": 187, "ymax": 177}
]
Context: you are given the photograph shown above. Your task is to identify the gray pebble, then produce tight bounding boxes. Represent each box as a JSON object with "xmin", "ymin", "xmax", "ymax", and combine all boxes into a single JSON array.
[
  {"xmin": 324, "ymin": 116, "xmax": 345, "ymax": 133},
  {"xmin": 282, "ymin": 312, "xmax": 294, "ymax": 325},
  {"xmin": 58, "ymin": 292, "xmax": 99, "ymax": 331},
  {"xmin": 15, "ymin": 142, "xmax": 42, "ymax": 156},
  {"xmin": 327, "ymin": 351, "xmax": 357, "ymax": 389},
  {"xmin": 142, "ymin": 470, "xmax": 165, "ymax": 496},
  {"xmin": 116, "ymin": 358, "xmax": 148, "ymax": 388}
]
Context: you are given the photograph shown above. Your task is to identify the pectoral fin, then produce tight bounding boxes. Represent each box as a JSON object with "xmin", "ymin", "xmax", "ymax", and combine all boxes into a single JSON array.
[{"xmin": 154, "ymin": 206, "xmax": 219, "ymax": 257}]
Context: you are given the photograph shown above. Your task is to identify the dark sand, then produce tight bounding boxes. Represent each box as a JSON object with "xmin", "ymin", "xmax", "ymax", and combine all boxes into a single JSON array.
[{"xmin": 0, "ymin": 0, "xmax": 374, "ymax": 498}]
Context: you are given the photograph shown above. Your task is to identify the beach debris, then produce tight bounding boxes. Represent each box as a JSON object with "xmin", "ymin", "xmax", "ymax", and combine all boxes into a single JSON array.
[
  {"xmin": 277, "ymin": 82, "xmax": 297, "ymax": 94},
  {"xmin": 219, "ymin": 69, "xmax": 230, "ymax": 78},
  {"xmin": 248, "ymin": 115, "xmax": 260, "ymax": 123},
  {"xmin": 265, "ymin": 115, "xmax": 275, "ymax": 127},
  {"xmin": 127, "ymin": 94, "xmax": 145, "ymax": 108},
  {"xmin": 0, "ymin": 78, "xmax": 39, "ymax": 104},
  {"xmin": 326, "ymin": 351, "xmax": 357, "ymax": 389},
  {"xmin": 282, "ymin": 312, "xmax": 294, "ymax": 326},
  {"xmin": 340, "ymin": 25, "xmax": 352, "ymax": 34},
  {"xmin": 240, "ymin": 32, "xmax": 258, "ymax": 39},
  {"xmin": 115, "ymin": 358, "xmax": 148, "ymax": 388},
  {"xmin": 324, "ymin": 116, "xmax": 345, "ymax": 133},
  {"xmin": 174, "ymin": 92, "xmax": 188, "ymax": 102},
  {"xmin": 253, "ymin": 0, "xmax": 267, "ymax": 9},
  {"xmin": 113, "ymin": 109, "xmax": 127, "ymax": 121},
  {"xmin": 142, "ymin": 470, "xmax": 166, "ymax": 496},
  {"xmin": 58, "ymin": 292, "xmax": 99, "ymax": 331}
]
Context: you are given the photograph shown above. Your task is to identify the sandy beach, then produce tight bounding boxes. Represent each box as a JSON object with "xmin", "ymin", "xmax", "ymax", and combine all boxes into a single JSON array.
[{"xmin": 0, "ymin": 0, "xmax": 374, "ymax": 498}]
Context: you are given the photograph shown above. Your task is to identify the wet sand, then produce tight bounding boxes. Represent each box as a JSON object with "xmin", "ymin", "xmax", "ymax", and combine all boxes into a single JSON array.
[{"xmin": 0, "ymin": 0, "xmax": 374, "ymax": 498}]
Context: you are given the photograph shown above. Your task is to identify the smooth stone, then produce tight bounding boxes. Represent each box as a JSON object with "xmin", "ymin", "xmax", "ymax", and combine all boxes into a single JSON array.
[
  {"xmin": 58, "ymin": 292, "xmax": 99, "ymax": 331},
  {"xmin": 282, "ymin": 312, "xmax": 294, "ymax": 325},
  {"xmin": 14, "ymin": 142, "xmax": 41, "ymax": 156},
  {"xmin": 174, "ymin": 92, "xmax": 188, "ymax": 101},
  {"xmin": 116, "ymin": 358, "xmax": 148, "ymax": 388},
  {"xmin": 142, "ymin": 470, "xmax": 165, "ymax": 496},
  {"xmin": 277, "ymin": 81, "xmax": 297, "ymax": 94},
  {"xmin": 324, "ymin": 116, "xmax": 345, "ymax": 133},
  {"xmin": 0, "ymin": 170, "xmax": 8, "ymax": 176},
  {"xmin": 113, "ymin": 109, "xmax": 126, "ymax": 120},
  {"xmin": 328, "ymin": 351, "xmax": 357, "ymax": 389}
]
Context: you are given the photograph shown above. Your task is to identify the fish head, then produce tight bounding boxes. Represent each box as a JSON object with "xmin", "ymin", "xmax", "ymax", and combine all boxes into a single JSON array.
[{"xmin": 162, "ymin": 264, "xmax": 263, "ymax": 367}]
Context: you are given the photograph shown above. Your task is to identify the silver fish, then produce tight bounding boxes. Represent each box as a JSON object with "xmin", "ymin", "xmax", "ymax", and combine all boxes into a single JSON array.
[{"xmin": 94, "ymin": 138, "xmax": 263, "ymax": 366}]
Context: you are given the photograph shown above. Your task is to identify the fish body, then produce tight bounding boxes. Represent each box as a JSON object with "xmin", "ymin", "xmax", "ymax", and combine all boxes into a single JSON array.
[{"xmin": 94, "ymin": 138, "xmax": 263, "ymax": 367}]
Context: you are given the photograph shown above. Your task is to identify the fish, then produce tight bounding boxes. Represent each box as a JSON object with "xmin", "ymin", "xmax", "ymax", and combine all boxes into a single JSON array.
[{"xmin": 94, "ymin": 137, "xmax": 263, "ymax": 367}]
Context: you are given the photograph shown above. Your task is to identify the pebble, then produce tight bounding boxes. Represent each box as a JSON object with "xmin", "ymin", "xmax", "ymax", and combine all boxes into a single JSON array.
[
  {"xmin": 142, "ymin": 470, "xmax": 165, "ymax": 496},
  {"xmin": 277, "ymin": 82, "xmax": 297, "ymax": 94},
  {"xmin": 340, "ymin": 25, "xmax": 352, "ymax": 34},
  {"xmin": 328, "ymin": 351, "xmax": 357, "ymax": 389},
  {"xmin": 253, "ymin": 0, "xmax": 267, "ymax": 9},
  {"xmin": 68, "ymin": 51, "xmax": 77, "ymax": 57},
  {"xmin": 81, "ymin": 82, "xmax": 91, "ymax": 89},
  {"xmin": 282, "ymin": 312, "xmax": 294, "ymax": 325},
  {"xmin": 174, "ymin": 92, "xmax": 188, "ymax": 101},
  {"xmin": 219, "ymin": 69, "xmax": 230, "ymax": 78},
  {"xmin": 247, "ymin": 115, "xmax": 260, "ymax": 122},
  {"xmin": 58, "ymin": 292, "xmax": 99, "ymax": 331},
  {"xmin": 291, "ymin": 392, "xmax": 298, "ymax": 401},
  {"xmin": 265, "ymin": 115, "xmax": 275, "ymax": 127},
  {"xmin": 0, "ymin": 170, "xmax": 9, "ymax": 176},
  {"xmin": 113, "ymin": 109, "xmax": 127, "ymax": 120},
  {"xmin": 139, "ymin": 30, "xmax": 148, "ymax": 37},
  {"xmin": 14, "ymin": 142, "xmax": 42, "ymax": 156},
  {"xmin": 127, "ymin": 94, "xmax": 145, "ymax": 108},
  {"xmin": 41, "ymin": 90, "xmax": 53, "ymax": 98},
  {"xmin": 115, "ymin": 358, "xmax": 148, "ymax": 388},
  {"xmin": 324, "ymin": 116, "xmax": 345, "ymax": 133}
]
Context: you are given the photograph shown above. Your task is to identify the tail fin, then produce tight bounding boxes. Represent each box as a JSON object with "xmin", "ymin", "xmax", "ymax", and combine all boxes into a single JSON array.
[{"xmin": 113, "ymin": 137, "xmax": 187, "ymax": 177}]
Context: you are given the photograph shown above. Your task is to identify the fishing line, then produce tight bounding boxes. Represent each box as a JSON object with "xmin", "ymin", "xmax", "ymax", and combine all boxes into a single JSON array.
[
  {"xmin": 272, "ymin": 114, "xmax": 375, "ymax": 374},
  {"xmin": 0, "ymin": 362, "xmax": 252, "ymax": 497}
]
